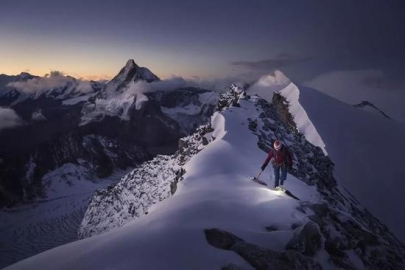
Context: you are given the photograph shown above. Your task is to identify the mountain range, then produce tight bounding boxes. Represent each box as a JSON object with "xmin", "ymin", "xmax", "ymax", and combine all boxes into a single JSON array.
[{"xmin": 0, "ymin": 60, "xmax": 218, "ymax": 208}]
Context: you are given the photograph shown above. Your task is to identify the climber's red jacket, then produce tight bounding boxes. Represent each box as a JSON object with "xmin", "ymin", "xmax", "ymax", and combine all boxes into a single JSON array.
[{"xmin": 262, "ymin": 145, "xmax": 293, "ymax": 168}]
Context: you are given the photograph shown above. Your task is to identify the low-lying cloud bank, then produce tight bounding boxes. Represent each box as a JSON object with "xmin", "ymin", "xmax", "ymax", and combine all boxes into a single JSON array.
[
  {"xmin": 7, "ymin": 71, "xmax": 94, "ymax": 95},
  {"xmin": 0, "ymin": 107, "xmax": 24, "ymax": 131},
  {"xmin": 127, "ymin": 76, "xmax": 248, "ymax": 94}
]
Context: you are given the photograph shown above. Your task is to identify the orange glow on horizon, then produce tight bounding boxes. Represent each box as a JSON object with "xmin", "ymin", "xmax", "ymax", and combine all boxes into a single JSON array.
[
  {"xmin": 0, "ymin": 63, "xmax": 216, "ymax": 82},
  {"xmin": 0, "ymin": 33, "xmax": 226, "ymax": 82},
  {"xmin": 0, "ymin": 39, "xmax": 224, "ymax": 81}
]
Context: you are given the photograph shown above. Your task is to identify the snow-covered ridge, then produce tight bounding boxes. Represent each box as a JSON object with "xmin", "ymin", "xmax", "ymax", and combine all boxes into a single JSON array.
[
  {"xmin": 279, "ymin": 82, "xmax": 327, "ymax": 155},
  {"xmin": 248, "ymin": 71, "xmax": 327, "ymax": 155}
]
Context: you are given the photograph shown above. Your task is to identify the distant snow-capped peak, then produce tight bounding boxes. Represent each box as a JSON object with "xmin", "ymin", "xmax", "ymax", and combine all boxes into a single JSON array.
[
  {"xmin": 98, "ymin": 59, "xmax": 160, "ymax": 99},
  {"xmin": 120, "ymin": 59, "xmax": 159, "ymax": 83}
]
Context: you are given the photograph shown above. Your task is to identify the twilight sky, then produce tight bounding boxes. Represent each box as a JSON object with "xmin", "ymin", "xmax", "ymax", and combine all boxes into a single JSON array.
[{"xmin": 0, "ymin": 0, "xmax": 404, "ymax": 81}]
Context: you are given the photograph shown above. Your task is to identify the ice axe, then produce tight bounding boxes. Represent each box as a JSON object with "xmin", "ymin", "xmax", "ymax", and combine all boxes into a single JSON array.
[
  {"xmin": 252, "ymin": 170, "xmax": 267, "ymax": 186},
  {"xmin": 253, "ymin": 170, "xmax": 263, "ymax": 181}
]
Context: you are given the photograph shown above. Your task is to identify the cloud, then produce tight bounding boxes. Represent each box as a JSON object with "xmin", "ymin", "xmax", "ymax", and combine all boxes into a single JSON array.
[
  {"xmin": 136, "ymin": 77, "xmax": 191, "ymax": 93},
  {"xmin": 75, "ymin": 81, "xmax": 95, "ymax": 94},
  {"xmin": 32, "ymin": 109, "xmax": 47, "ymax": 121},
  {"xmin": 74, "ymin": 74, "xmax": 112, "ymax": 82},
  {"xmin": 232, "ymin": 54, "xmax": 310, "ymax": 72},
  {"xmin": 0, "ymin": 107, "xmax": 24, "ymax": 131},
  {"xmin": 188, "ymin": 76, "xmax": 248, "ymax": 93},
  {"xmin": 149, "ymin": 76, "xmax": 241, "ymax": 93},
  {"xmin": 124, "ymin": 76, "xmax": 245, "ymax": 94},
  {"xmin": 7, "ymin": 71, "xmax": 94, "ymax": 94},
  {"xmin": 361, "ymin": 72, "xmax": 404, "ymax": 91},
  {"xmin": 7, "ymin": 71, "xmax": 68, "ymax": 93}
]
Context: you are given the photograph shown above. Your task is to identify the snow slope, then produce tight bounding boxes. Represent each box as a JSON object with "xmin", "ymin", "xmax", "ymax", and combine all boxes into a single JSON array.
[
  {"xmin": 303, "ymin": 69, "xmax": 405, "ymax": 122},
  {"xmin": 6, "ymin": 88, "xmax": 405, "ymax": 269},
  {"xmin": 298, "ymin": 85, "xmax": 405, "ymax": 243}
]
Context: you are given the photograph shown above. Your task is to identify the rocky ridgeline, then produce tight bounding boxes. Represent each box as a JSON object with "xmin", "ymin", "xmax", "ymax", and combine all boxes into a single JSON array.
[
  {"xmin": 205, "ymin": 228, "xmax": 322, "ymax": 270},
  {"xmin": 78, "ymin": 122, "xmax": 215, "ymax": 238},
  {"xmin": 204, "ymin": 88, "xmax": 405, "ymax": 269}
]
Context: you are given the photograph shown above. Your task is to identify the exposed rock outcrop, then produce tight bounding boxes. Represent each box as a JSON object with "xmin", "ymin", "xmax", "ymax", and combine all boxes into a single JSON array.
[
  {"xmin": 205, "ymin": 228, "xmax": 322, "ymax": 270},
  {"xmin": 354, "ymin": 100, "xmax": 391, "ymax": 119}
]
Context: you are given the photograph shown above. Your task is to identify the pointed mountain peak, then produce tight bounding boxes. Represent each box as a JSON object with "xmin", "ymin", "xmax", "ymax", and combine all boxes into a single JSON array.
[
  {"xmin": 122, "ymin": 59, "xmax": 159, "ymax": 83},
  {"xmin": 124, "ymin": 59, "xmax": 139, "ymax": 70},
  {"xmin": 117, "ymin": 59, "xmax": 159, "ymax": 83},
  {"xmin": 113, "ymin": 59, "xmax": 140, "ymax": 84},
  {"xmin": 96, "ymin": 59, "xmax": 160, "ymax": 99}
]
